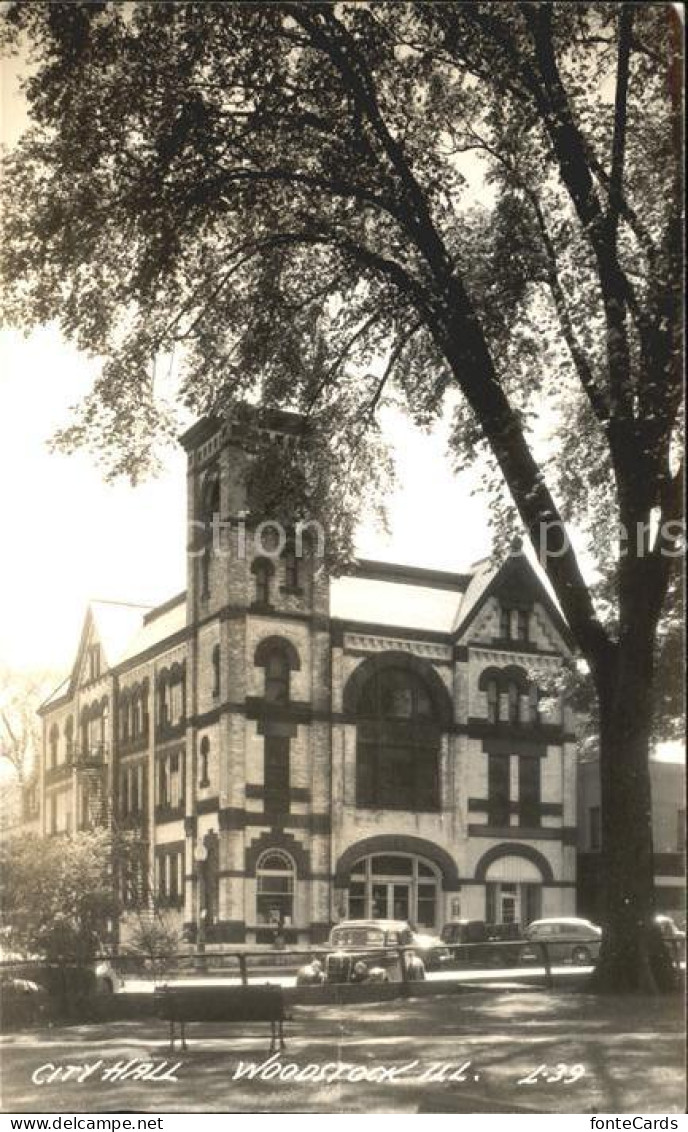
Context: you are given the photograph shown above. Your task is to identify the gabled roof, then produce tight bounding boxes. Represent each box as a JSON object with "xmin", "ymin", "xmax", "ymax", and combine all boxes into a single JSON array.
[
  {"xmin": 39, "ymin": 594, "xmax": 185, "ymax": 714},
  {"xmin": 90, "ymin": 600, "xmax": 154, "ymax": 668},
  {"xmin": 452, "ymin": 547, "xmax": 575, "ymax": 651}
]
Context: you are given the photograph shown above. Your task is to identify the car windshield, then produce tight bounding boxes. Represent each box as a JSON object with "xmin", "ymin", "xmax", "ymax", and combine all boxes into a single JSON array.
[{"xmin": 330, "ymin": 926, "xmax": 385, "ymax": 948}]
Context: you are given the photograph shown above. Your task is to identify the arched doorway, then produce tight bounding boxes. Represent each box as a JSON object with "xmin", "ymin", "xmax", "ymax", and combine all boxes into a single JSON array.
[
  {"xmin": 482, "ymin": 855, "xmax": 545, "ymax": 926},
  {"xmin": 346, "ymin": 853, "xmax": 442, "ymax": 929}
]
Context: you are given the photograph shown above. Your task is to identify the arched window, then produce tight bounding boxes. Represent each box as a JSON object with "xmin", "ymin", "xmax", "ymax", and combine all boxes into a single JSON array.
[
  {"xmin": 265, "ymin": 650, "xmax": 290, "ymax": 704},
  {"xmin": 64, "ymin": 716, "xmax": 74, "ymax": 760},
  {"xmin": 49, "ymin": 724, "xmax": 59, "ymax": 768},
  {"xmin": 355, "ymin": 666, "xmax": 440, "ymax": 811},
  {"xmin": 253, "ymin": 558, "xmax": 272, "ymax": 606},
  {"xmin": 131, "ymin": 686, "xmax": 143, "ymax": 739},
  {"xmin": 486, "ymin": 679, "xmax": 499, "ymax": 724},
  {"xmin": 507, "ymin": 681, "xmax": 521, "ymax": 724},
  {"xmin": 347, "ymin": 853, "xmax": 441, "ymax": 928},
  {"xmin": 256, "ymin": 849, "xmax": 295, "ymax": 926},
  {"xmin": 199, "ymin": 736, "xmax": 210, "ymax": 788},
  {"xmin": 119, "ymin": 690, "xmax": 131, "ymax": 743},
  {"xmin": 211, "ymin": 644, "xmax": 221, "ymax": 698},
  {"xmin": 283, "ymin": 546, "xmax": 299, "ymax": 592}
]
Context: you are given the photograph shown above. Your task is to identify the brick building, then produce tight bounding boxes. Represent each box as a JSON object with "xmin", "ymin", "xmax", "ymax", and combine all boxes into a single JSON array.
[
  {"xmin": 36, "ymin": 411, "xmax": 579, "ymax": 944},
  {"xmin": 577, "ymin": 756, "xmax": 685, "ymax": 921}
]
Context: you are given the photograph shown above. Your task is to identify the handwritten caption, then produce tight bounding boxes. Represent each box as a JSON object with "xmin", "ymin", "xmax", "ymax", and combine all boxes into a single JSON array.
[{"xmin": 32, "ymin": 1055, "xmax": 586, "ymax": 1087}]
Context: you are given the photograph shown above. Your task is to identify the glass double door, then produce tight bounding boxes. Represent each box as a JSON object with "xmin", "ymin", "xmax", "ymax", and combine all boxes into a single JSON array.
[{"xmin": 371, "ymin": 881, "xmax": 411, "ymax": 921}]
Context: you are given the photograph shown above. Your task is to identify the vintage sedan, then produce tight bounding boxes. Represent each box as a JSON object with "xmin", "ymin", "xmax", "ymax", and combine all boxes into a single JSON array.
[
  {"xmin": 520, "ymin": 917, "xmax": 602, "ymax": 965},
  {"xmin": 298, "ymin": 920, "xmax": 430, "ymax": 985}
]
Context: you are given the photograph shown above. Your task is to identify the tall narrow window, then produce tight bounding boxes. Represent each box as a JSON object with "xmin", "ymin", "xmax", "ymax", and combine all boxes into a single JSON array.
[
  {"xmin": 355, "ymin": 666, "xmax": 440, "ymax": 811},
  {"xmin": 264, "ymin": 651, "xmax": 290, "ymax": 704},
  {"xmin": 49, "ymin": 725, "xmax": 59, "ymax": 768},
  {"xmin": 212, "ymin": 644, "xmax": 221, "ymax": 698},
  {"xmin": 500, "ymin": 607, "xmax": 511, "ymax": 639},
  {"xmin": 516, "ymin": 610, "xmax": 530, "ymax": 641},
  {"xmin": 264, "ymin": 736, "xmax": 290, "ymax": 815},
  {"xmin": 199, "ymin": 736, "xmax": 210, "ymax": 789},
  {"xmin": 507, "ymin": 681, "xmax": 521, "ymax": 724},
  {"xmin": 254, "ymin": 559, "xmax": 272, "ymax": 606},
  {"xmin": 64, "ymin": 717, "xmax": 73, "ymax": 761},
  {"xmin": 283, "ymin": 547, "xmax": 299, "ymax": 591},
  {"xmin": 200, "ymin": 547, "xmax": 211, "ymax": 599},
  {"xmin": 518, "ymin": 756, "xmax": 541, "ymax": 827},
  {"xmin": 486, "ymin": 680, "xmax": 499, "ymax": 724},
  {"xmin": 487, "ymin": 753, "xmax": 510, "ymax": 826}
]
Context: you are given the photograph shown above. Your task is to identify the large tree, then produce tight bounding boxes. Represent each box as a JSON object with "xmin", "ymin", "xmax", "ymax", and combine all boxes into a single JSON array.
[{"xmin": 1, "ymin": 3, "xmax": 683, "ymax": 990}]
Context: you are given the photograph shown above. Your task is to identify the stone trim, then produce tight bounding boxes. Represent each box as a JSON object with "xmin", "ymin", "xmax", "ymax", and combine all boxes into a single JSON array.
[
  {"xmin": 334, "ymin": 834, "xmax": 461, "ymax": 891},
  {"xmin": 473, "ymin": 842, "xmax": 556, "ymax": 884}
]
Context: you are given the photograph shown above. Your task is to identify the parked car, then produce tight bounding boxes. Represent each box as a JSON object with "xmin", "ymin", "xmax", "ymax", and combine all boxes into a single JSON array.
[
  {"xmin": 440, "ymin": 920, "xmax": 523, "ymax": 966},
  {"xmin": 520, "ymin": 917, "xmax": 602, "ymax": 965},
  {"xmin": 297, "ymin": 920, "xmax": 429, "ymax": 985},
  {"xmin": 653, "ymin": 914, "xmax": 685, "ymax": 940},
  {"xmin": 408, "ymin": 929, "xmax": 451, "ymax": 971}
]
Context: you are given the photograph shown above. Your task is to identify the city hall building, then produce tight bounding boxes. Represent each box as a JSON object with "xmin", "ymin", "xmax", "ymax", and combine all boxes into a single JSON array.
[{"xmin": 37, "ymin": 411, "xmax": 578, "ymax": 945}]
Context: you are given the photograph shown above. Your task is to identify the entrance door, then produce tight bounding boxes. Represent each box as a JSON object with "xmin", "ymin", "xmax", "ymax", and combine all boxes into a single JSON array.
[
  {"xmin": 499, "ymin": 883, "xmax": 519, "ymax": 924},
  {"xmin": 370, "ymin": 881, "xmax": 411, "ymax": 920},
  {"xmin": 392, "ymin": 884, "xmax": 410, "ymax": 921}
]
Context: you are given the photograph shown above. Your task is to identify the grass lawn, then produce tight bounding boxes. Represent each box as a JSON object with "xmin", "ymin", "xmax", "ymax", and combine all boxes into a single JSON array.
[{"xmin": 1, "ymin": 988, "xmax": 684, "ymax": 1114}]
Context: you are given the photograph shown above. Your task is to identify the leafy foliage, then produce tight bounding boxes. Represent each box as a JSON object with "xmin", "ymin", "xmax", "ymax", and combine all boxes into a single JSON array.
[{"xmin": 0, "ymin": 829, "xmax": 120, "ymax": 961}]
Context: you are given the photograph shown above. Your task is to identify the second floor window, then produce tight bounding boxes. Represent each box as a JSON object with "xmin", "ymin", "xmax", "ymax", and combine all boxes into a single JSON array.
[
  {"xmin": 49, "ymin": 725, "xmax": 59, "ymax": 768},
  {"xmin": 254, "ymin": 558, "xmax": 272, "ymax": 606},
  {"xmin": 199, "ymin": 736, "xmax": 210, "ymax": 789},
  {"xmin": 264, "ymin": 651, "xmax": 290, "ymax": 704},
  {"xmin": 283, "ymin": 547, "xmax": 299, "ymax": 591},
  {"xmin": 121, "ymin": 763, "xmax": 144, "ymax": 817},
  {"xmin": 157, "ymin": 847, "xmax": 184, "ymax": 905},
  {"xmin": 158, "ymin": 751, "xmax": 181, "ymax": 809},
  {"xmin": 159, "ymin": 667, "xmax": 185, "ymax": 729},
  {"xmin": 518, "ymin": 756, "xmax": 541, "ymax": 826},
  {"xmin": 486, "ymin": 680, "xmax": 499, "ymax": 724},
  {"xmin": 264, "ymin": 736, "xmax": 290, "ymax": 815},
  {"xmin": 356, "ymin": 667, "xmax": 440, "ymax": 811},
  {"xmin": 487, "ymin": 752, "xmax": 510, "ymax": 826},
  {"xmin": 212, "ymin": 645, "xmax": 221, "ymax": 698}
]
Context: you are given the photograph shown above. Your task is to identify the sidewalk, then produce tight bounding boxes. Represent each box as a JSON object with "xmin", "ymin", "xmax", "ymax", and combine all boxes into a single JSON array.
[{"xmin": 1, "ymin": 989, "xmax": 684, "ymax": 1114}]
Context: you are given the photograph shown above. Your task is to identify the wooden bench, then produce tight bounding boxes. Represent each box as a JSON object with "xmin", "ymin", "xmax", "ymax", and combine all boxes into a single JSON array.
[{"xmin": 154, "ymin": 984, "xmax": 286, "ymax": 1052}]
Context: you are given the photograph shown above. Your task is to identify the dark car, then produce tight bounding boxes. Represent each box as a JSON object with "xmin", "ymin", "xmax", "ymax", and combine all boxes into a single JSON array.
[
  {"xmin": 298, "ymin": 920, "xmax": 430, "ymax": 985},
  {"xmin": 440, "ymin": 920, "xmax": 523, "ymax": 966},
  {"xmin": 520, "ymin": 917, "xmax": 602, "ymax": 965}
]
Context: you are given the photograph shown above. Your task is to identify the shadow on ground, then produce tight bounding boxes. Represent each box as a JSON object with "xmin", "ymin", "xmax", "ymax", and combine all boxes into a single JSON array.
[{"xmin": 1, "ymin": 989, "xmax": 684, "ymax": 1114}]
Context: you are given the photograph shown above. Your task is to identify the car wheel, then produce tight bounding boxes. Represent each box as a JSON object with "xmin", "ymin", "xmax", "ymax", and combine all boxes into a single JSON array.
[{"xmin": 572, "ymin": 945, "xmax": 591, "ymax": 965}]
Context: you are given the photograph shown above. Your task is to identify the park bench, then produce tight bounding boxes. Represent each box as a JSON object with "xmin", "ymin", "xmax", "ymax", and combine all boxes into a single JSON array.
[{"xmin": 154, "ymin": 983, "xmax": 286, "ymax": 1053}]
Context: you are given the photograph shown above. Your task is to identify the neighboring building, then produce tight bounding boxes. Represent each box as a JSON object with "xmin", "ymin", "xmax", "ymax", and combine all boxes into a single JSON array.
[
  {"xmin": 36, "ymin": 411, "xmax": 579, "ymax": 945},
  {"xmin": 577, "ymin": 757, "xmax": 686, "ymax": 921}
]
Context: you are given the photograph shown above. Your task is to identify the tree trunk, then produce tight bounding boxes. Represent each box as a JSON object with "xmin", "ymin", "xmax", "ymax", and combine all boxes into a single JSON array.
[{"xmin": 591, "ymin": 576, "xmax": 667, "ymax": 993}]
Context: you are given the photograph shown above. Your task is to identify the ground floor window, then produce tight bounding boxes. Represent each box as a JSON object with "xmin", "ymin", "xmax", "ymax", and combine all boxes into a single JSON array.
[
  {"xmin": 256, "ymin": 849, "xmax": 295, "ymax": 927},
  {"xmin": 347, "ymin": 854, "xmax": 441, "ymax": 929}
]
